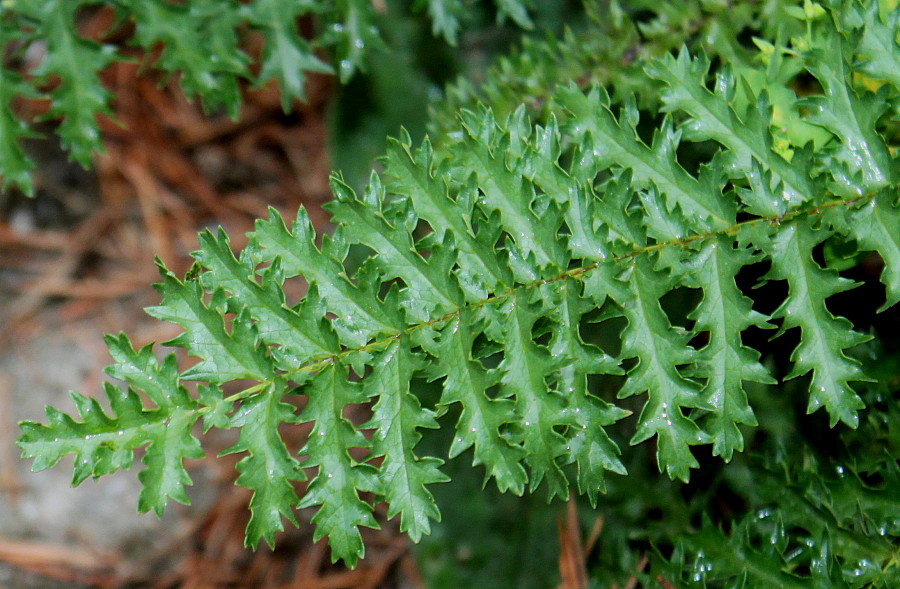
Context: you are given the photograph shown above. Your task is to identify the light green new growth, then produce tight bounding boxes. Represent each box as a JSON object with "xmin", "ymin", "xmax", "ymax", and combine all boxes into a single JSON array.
[{"xmin": 13, "ymin": 0, "xmax": 900, "ymax": 571}]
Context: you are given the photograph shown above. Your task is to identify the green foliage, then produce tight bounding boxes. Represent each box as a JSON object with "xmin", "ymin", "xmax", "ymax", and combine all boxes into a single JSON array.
[
  {"xmin": 10, "ymin": 0, "xmax": 900, "ymax": 583},
  {"xmin": 429, "ymin": 0, "xmax": 766, "ymax": 138},
  {"xmin": 0, "ymin": 0, "xmax": 528, "ymax": 194}
]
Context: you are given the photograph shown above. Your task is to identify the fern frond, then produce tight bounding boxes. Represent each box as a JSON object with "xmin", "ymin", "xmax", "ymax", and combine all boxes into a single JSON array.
[
  {"xmin": 17, "ymin": 0, "xmax": 900, "ymax": 566},
  {"xmin": 420, "ymin": 0, "xmax": 465, "ymax": 44},
  {"xmin": 853, "ymin": 0, "xmax": 900, "ymax": 88},
  {"xmin": 194, "ymin": 229, "xmax": 340, "ymax": 371},
  {"xmin": 0, "ymin": 0, "xmax": 541, "ymax": 190},
  {"xmin": 453, "ymin": 107, "xmax": 568, "ymax": 270},
  {"xmin": 429, "ymin": 0, "xmax": 785, "ymax": 139},
  {"xmin": 801, "ymin": 15, "xmax": 896, "ymax": 192},
  {"xmin": 660, "ymin": 447, "xmax": 900, "ymax": 587},
  {"xmin": 491, "ymin": 290, "xmax": 571, "ymax": 497},
  {"xmin": 617, "ymin": 255, "xmax": 711, "ymax": 482},
  {"xmin": 121, "ymin": 0, "xmax": 248, "ymax": 117},
  {"xmin": 847, "ymin": 189, "xmax": 900, "ymax": 310},
  {"xmin": 383, "ymin": 133, "xmax": 514, "ymax": 297},
  {"xmin": 646, "ymin": 49, "xmax": 816, "ymax": 213},
  {"xmin": 545, "ymin": 279, "xmax": 627, "ymax": 502},
  {"xmin": 327, "ymin": 174, "xmax": 464, "ymax": 323}
]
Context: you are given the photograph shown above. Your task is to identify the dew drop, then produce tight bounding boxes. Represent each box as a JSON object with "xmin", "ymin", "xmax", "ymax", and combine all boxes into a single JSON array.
[{"xmin": 756, "ymin": 508, "xmax": 773, "ymax": 520}]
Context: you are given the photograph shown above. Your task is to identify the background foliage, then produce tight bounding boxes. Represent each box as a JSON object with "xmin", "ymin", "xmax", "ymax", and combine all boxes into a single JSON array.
[{"xmin": 3, "ymin": 0, "xmax": 899, "ymax": 586}]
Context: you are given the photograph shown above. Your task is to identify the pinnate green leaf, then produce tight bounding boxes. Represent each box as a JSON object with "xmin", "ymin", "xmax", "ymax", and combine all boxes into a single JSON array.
[
  {"xmin": 646, "ymin": 48, "xmax": 815, "ymax": 213},
  {"xmin": 221, "ymin": 379, "xmax": 305, "ymax": 548},
  {"xmin": 801, "ymin": 18, "xmax": 895, "ymax": 191},
  {"xmin": 19, "ymin": 382, "xmax": 203, "ymax": 514},
  {"xmin": 0, "ymin": 68, "xmax": 38, "ymax": 194},
  {"xmin": 556, "ymin": 84, "xmax": 734, "ymax": 229},
  {"xmin": 298, "ymin": 364, "xmax": 380, "ymax": 566},
  {"xmin": 194, "ymin": 228, "xmax": 340, "ymax": 371},
  {"xmin": 362, "ymin": 340, "xmax": 448, "ymax": 542},
  {"xmin": 251, "ymin": 207, "xmax": 401, "ymax": 347},
  {"xmin": 138, "ymin": 406, "xmax": 205, "ymax": 515},
  {"xmin": 327, "ymin": 174, "xmax": 463, "ymax": 322},
  {"xmin": 847, "ymin": 190, "xmax": 900, "ymax": 310},
  {"xmin": 146, "ymin": 263, "xmax": 271, "ymax": 382},
  {"xmin": 26, "ymin": 0, "xmax": 115, "ymax": 166},
  {"xmin": 421, "ymin": 0, "xmax": 465, "ymax": 43},
  {"xmin": 854, "ymin": 0, "xmax": 900, "ymax": 88},
  {"xmin": 244, "ymin": 0, "xmax": 333, "ymax": 109},
  {"xmin": 492, "ymin": 291, "xmax": 572, "ymax": 497},
  {"xmin": 761, "ymin": 219, "xmax": 870, "ymax": 427},
  {"xmin": 422, "ymin": 310, "xmax": 529, "ymax": 494},
  {"xmin": 123, "ymin": 0, "xmax": 247, "ymax": 117},
  {"xmin": 617, "ymin": 256, "xmax": 710, "ymax": 482},
  {"xmin": 12, "ymin": 0, "xmax": 900, "ymax": 567},
  {"xmin": 383, "ymin": 134, "xmax": 513, "ymax": 297},
  {"xmin": 545, "ymin": 279, "xmax": 628, "ymax": 501},
  {"xmin": 683, "ymin": 238, "xmax": 774, "ymax": 460}
]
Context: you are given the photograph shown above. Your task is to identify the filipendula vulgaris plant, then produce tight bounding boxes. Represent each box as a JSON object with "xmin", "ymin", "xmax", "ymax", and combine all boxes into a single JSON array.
[{"xmin": 5, "ymin": 0, "xmax": 900, "ymax": 583}]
